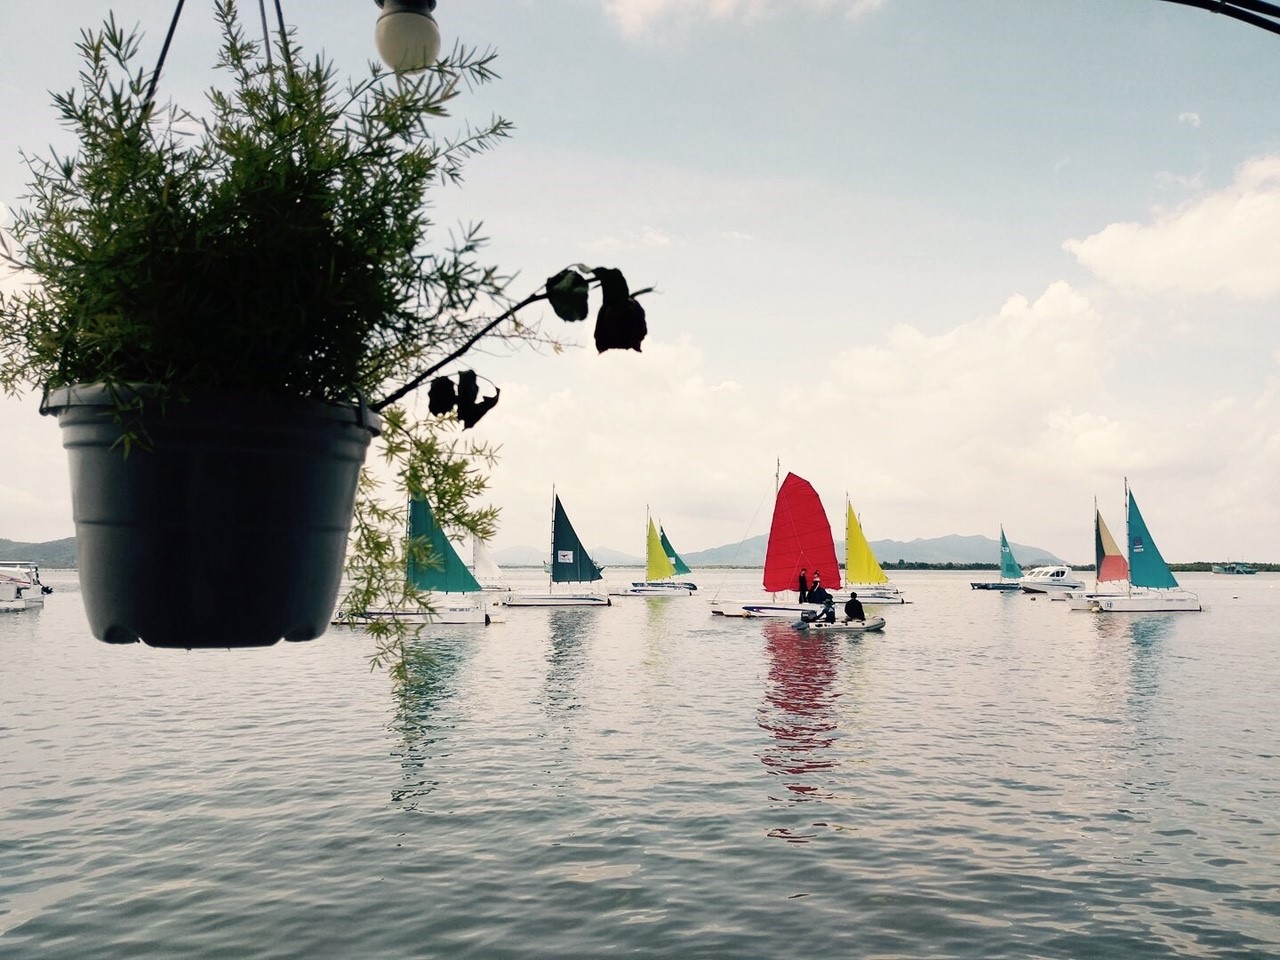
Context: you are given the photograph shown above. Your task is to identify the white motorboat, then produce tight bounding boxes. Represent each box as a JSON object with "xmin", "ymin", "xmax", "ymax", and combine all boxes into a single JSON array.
[{"xmin": 1018, "ymin": 565, "xmax": 1083, "ymax": 596}]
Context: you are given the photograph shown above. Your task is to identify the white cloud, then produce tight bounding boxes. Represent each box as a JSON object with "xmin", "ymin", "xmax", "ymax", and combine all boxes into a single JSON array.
[
  {"xmin": 1064, "ymin": 155, "xmax": 1280, "ymax": 299},
  {"xmin": 1177, "ymin": 111, "xmax": 1201, "ymax": 128}
]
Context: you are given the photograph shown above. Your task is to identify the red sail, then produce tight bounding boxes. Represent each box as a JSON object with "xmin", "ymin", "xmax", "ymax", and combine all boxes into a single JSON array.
[{"xmin": 762, "ymin": 473, "xmax": 842, "ymax": 593}]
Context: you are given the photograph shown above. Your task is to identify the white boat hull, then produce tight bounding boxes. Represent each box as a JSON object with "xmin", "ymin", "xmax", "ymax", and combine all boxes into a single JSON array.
[
  {"xmin": 504, "ymin": 593, "xmax": 611, "ymax": 607},
  {"xmin": 1069, "ymin": 590, "xmax": 1203, "ymax": 613},
  {"xmin": 844, "ymin": 587, "xmax": 907, "ymax": 605},
  {"xmin": 795, "ymin": 616, "xmax": 886, "ymax": 635},
  {"xmin": 611, "ymin": 581, "xmax": 695, "ymax": 597},
  {"xmin": 710, "ymin": 600, "xmax": 825, "ymax": 619}
]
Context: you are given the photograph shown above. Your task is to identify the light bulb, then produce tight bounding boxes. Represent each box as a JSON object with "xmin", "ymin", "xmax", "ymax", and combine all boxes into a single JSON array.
[{"xmin": 374, "ymin": 1, "xmax": 441, "ymax": 74}]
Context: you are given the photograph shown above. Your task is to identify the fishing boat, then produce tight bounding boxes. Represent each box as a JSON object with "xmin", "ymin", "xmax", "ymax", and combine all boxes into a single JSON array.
[
  {"xmin": 336, "ymin": 497, "xmax": 498, "ymax": 625},
  {"xmin": 612, "ymin": 515, "xmax": 697, "ymax": 596},
  {"xmin": 505, "ymin": 492, "xmax": 611, "ymax": 607},
  {"xmin": 841, "ymin": 499, "xmax": 906, "ymax": 604},
  {"xmin": 0, "ymin": 561, "xmax": 52, "ymax": 606},
  {"xmin": 970, "ymin": 527, "xmax": 1024, "ymax": 590},
  {"xmin": 709, "ymin": 471, "xmax": 838, "ymax": 618},
  {"xmin": 793, "ymin": 614, "xmax": 886, "ymax": 635},
  {"xmin": 1018, "ymin": 564, "xmax": 1083, "ymax": 596},
  {"xmin": 1071, "ymin": 483, "xmax": 1202, "ymax": 613},
  {"xmin": 1064, "ymin": 504, "xmax": 1130, "ymax": 610}
]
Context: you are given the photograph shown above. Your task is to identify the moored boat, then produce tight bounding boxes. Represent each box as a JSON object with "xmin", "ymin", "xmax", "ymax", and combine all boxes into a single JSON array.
[
  {"xmin": 841, "ymin": 500, "xmax": 906, "ymax": 604},
  {"xmin": 1019, "ymin": 564, "xmax": 1083, "ymax": 596},
  {"xmin": 709, "ymin": 470, "xmax": 835, "ymax": 619},
  {"xmin": 970, "ymin": 527, "xmax": 1024, "ymax": 590},
  {"xmin": 506, "ymin": 492, "xmax": 611, "ymax": 607},
  {"xmin": 612, "ymin": 515, "xmax": 697, "ymax": 596}
]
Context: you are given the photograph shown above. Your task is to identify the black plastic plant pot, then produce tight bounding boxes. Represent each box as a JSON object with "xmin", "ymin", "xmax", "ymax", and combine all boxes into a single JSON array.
[{"xmin": 43, "ymin": 384, "xmax": 380, "ymax": 649}]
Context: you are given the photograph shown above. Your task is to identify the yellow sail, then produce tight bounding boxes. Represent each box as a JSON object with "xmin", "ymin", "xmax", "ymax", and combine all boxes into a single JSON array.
[
  {"xmin": 845, "ymin": 502, "xmax": 889, "ymax": 585},
  {"xmin": 646, "ymin": 518, "xmax": 677, "ymax": 581}
]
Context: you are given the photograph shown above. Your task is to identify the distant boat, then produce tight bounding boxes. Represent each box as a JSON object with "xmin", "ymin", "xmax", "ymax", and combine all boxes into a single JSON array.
[
  {"xmin": 470, "ymin": 534, "xmax": 511, "ymax": 592},
  {"xmin": 841, "ymin": 500, "xmax": 906, "ymax": 604},
  {"xmin": 970, "ymin": 527, "xmax": 1024, "ymax": 590},
  {"xmin": 506, "ymin": 492, "xmax": 611, "ymax": 607},
  {"xmin": 710, "ymin": 471, "xmax": 836, "ymax": 618},
  {"xmin": 336, "ymin": 497, "xmax": 497, "ymax": 625},
  {"xmin": 1069, "ymin": 483, "xmax": 1202, "ymax": 613},
  {"xmin": 1212, "ymin": 562, "xmax": 1256, "ymax": 575},
  {"xmin": 612, "ymin": 514, "xmax": 697, "ymax": 596},
  {"xmin": 0, "ymin": 561, "xmax": 52, "ymax": 608}
]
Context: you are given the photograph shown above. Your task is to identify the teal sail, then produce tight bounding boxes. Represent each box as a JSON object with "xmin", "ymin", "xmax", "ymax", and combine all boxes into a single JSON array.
[
  {"xmin": 1127, "ymin": 490, "xmax": 1178, "ymax": 589},
  {"xmin": 999, "ymin": 527, "xmax": 1023, "ymax": 580},
  {"xmin": 551, "ymin": 495, "xmax": 603, "ymax": 584},
  {"xmin": 407, "ymin": 498, "xmax": 481, "ymax": 594},
  {"xmin": 659, "ymin": 526, "xmax": 692, "ymax": 576}
]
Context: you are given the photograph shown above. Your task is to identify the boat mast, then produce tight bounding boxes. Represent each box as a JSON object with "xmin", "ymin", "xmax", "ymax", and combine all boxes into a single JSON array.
[
  {"xmin": 548, "ymin": 484, "xmax": 556, "ymax": 590},
  {"xmin": 1124, "ymin": 477, "xmax": 1132, "ymax": 598}
]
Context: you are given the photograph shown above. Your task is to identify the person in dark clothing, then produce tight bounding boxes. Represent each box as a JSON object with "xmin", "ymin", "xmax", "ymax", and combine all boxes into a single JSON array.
[
  {"xmin": 820, "ymin": 597, "xmax": 836, "ymax": 622},
  {"xmin": 844, "ymin": 592, "xmax": 866, "ymax": 622},
  {"xmin": 797, "ymin": 567, "xmax": 808, "ymax": 603},
  {"xmin": 808, "ymin": 576, "xmax": 831, "ymax": 605}
]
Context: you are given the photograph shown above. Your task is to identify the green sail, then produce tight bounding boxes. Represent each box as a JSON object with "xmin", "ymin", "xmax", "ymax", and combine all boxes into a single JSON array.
[
  {"xmin": 659, "ymin": 525, "xmax": 692, "ymax": 576},
  {"xmin": 551, "ymin": 495, "xmax": 603, "ymax": 583},
  {"xmin": 999, "ymin": 527, "xmax": 1023, "ymax": 580},
  {"xmin": 407, "ymin": 498, "xmax": 481, "ymax": 594},
  {"xmin": 1127, "ymin": 491, "xmax": 1179, "ymax": 589}
]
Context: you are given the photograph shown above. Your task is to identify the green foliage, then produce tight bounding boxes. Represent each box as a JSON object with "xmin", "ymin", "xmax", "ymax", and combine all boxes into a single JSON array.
[{"xmin": 0, "ymin": 2, "xmax": 649, "ymax": 677}]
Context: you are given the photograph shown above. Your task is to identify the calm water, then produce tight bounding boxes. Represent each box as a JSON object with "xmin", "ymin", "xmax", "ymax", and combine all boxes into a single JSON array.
[{"xmin": 2, "ymin": 569, "xmax": 1277, "ymax": 959}]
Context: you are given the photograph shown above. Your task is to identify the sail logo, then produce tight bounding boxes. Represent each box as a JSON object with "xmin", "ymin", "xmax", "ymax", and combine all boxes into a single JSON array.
[
  {"xmin": 1133, "ymin": 536, "xmax": 1146, "ymax": 554},
  {"xmin": 557, "ymin": 550, "xmax": 574, "ymax": 563}
]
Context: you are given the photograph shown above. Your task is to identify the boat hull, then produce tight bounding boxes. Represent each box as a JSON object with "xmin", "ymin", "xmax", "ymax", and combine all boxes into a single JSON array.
[
  {"xmin": 970, "ymin": 581, "xmax": 1021, "ymax": 591},
  {"xmin": 710, "ymin": 600, "xmax": 825, "ymax": 618},
  {"xmin": 504, "ymin": 593, "xmax": 611, "ymax": 607},
  {"xmin": 795, "ymin": 616, "xmax": 886, "ymax": 635},
  {"xmin": 1019, "ymin": 565, "xmax": 1084, "ymax": 594},
  {"xmin": 1068, "ymin": 590, "xmax": 1203, "ymax": 613},
  {"xmin": 611, "ymin": 581, "xmax": 696, "ymax": 597}
]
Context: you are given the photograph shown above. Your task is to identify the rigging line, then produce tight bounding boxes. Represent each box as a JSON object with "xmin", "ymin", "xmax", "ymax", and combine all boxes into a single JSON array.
[
  {"xmin": 140, "ymin": 0, "xmax": 187, "ymax": 123},
  {"xmin": 257, "ymin": 0, "xmax": 273, "ymax": 69}
]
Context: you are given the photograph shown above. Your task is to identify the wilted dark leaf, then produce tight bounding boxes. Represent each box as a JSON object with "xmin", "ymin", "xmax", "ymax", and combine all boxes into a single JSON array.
[
  {"xmin": 427, "ymin": 376, "xmax": 456, "ymax": 415},
  {"xmin": 594, "ymin": 298, "xmax": 646, "ymax": 353},
  {"xmin": 456, "ymin": 369, "xmax": 500, "ymax": 428},
  {"xmin": 545, "ymin": 269, "xmax": 590, "ymax": 322},
  {"xmin": 592, "ymin": 267, "xmax": 630, "ymax": 307}
]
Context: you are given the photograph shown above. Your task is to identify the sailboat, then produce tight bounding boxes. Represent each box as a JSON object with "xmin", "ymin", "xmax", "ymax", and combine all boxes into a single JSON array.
[
  {"xmin": 505, "ymin": 492, "xmax": 611, "ymax": 607},
  {"xmin": 841, "ymin": 500, "xmax": 906, "ymax": 603},
  {"xmin": 612, "ymin": 514, "xmax": 698, "ymax": 596},
  {"xmin": 336, "ymin": 497, "xmax": 496, "ymax": 625},
  {"xmin": 709, "ymin": 471, "xmax": 839, "ymax": 618},
  {"xmin": 970, "ymin": 527, "xmax": 1025, "ymax": 590},
  {"xmin": 1070, "ymin": 483, "xmax": 1202, "ymax": 613},
  {"xmin": 1064, "ymin": 503, "xmax": 1129, "ymax": 610}
]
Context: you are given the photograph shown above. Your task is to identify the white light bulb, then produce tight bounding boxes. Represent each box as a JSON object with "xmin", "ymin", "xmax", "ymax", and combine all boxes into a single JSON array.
[{"xmin": 374, "ymin": 6, "xmax": 441, "ymax": 74}]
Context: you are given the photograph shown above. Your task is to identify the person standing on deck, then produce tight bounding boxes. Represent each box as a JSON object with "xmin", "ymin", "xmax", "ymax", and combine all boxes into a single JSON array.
[{"xmin": 797, "ymin": 567, "xmax": 809, "ymax": 603}]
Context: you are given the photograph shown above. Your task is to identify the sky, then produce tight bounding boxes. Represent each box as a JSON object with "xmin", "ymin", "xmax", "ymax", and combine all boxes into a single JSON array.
[{"xmin": 3, "ymin": 0, "xmax": 1280, "ymax": 564}]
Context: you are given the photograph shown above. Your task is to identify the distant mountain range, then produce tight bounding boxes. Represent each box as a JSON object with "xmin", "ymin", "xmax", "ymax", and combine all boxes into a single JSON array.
[
  {"xmin": 0, "ymin": 537, "xmax": 77, "ymax": 568},
  {"xmin": 493, "ymin": 533, "xmax": 1066, "ymax": 568},
  {"xmin": 2, "ymin": 533, "xmax": 1064, "ymax": 571}
]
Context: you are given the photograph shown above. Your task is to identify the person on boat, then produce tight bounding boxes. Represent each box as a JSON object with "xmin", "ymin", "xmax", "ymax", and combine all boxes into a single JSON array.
[
  {"xmin": 797, "ymin": 567, "xmax": 809, "ymax": 602},
  {"xmin": 819, "ymin": 597, "xmax": 836, "ymax": 623},
  {"xmin": 808, "ymin": 576, "xmax": 832, "ymax": 606},
  {"xmin": 844, "ymin": 592, "xmax": 866, "ymax": 623}
]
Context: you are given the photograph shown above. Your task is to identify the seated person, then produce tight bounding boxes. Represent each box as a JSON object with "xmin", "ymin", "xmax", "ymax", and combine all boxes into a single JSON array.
[{"xmin": 844, "ymin": 592, "xmax": 866, "ymax": 622}]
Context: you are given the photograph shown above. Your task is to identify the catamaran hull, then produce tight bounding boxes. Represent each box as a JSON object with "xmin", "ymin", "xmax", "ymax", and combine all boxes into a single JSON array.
[
  {"xmin": 710, "ymin": 600, "xmax": 825, "ymax": 619},
  {"xmin": 504, "ymin": 593, "xmax": 611, "ymax": 607},
  {"xmin": 845, "ymin": 588, "xmax": 907, "ymax": 604},
  {"xmin": 1070, "ymin": 591, "xmax": 1203, "ymax": 613},
  {"xmin": 970, "ymin": 581, "xmax": 1021, "ymax": 591},
  {"xmin": 336, "ymin": 605, "xmax": 490, "ymax": 625},
  {"xmin": 794, "ymin": 616, "xmax": 886, "ymax": 635},
  {"xmin": 611, "ymin": 581, "xmax": 695, "ymax": 597}
]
